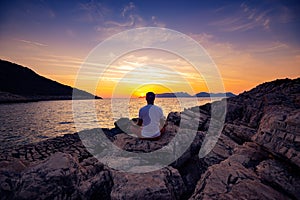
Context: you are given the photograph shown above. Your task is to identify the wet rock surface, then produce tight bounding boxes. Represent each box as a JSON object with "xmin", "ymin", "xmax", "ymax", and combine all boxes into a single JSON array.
[{"xmin": 0, "ymin": 78, "xmax": 299, "ymax": 199}]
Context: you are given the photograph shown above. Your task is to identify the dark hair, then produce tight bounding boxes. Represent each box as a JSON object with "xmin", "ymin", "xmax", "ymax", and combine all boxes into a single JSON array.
[{"xmin": 146, "ymin": 92, "xmax": 155, "ymax": 104}]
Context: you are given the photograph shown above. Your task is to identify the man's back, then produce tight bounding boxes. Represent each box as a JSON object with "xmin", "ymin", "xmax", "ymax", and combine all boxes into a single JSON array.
[{"xmin": 139, "ymin": 104, "xmax": 163, "ymax": 138}]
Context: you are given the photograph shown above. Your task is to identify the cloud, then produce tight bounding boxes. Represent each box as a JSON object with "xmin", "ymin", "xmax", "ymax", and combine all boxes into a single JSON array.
[
  {"xmin": 105, "ymin": 2, "xmax": 146, "ymax": 28},
  {"xmin": 241, "ymin": 2, "xmax": 271, "ymax": 30},
  {"xmin": 117, "ymin": 65, "xmax": 135, "ymax": 71},
  {"xmin": 212, "ymin": 2, "xmax": 272, "ymax": 32},
  {"xmin": 94, "ymin": 2, "xmax": 146, "ymax": 41},
  {"xmin": 77, "ymin": 0, "xmax": 110, "ymax": 23},
  {"xmin": 189, "ymin": 32, "xmax": 300, "ymax": 92},
  {"xmin": 151, "ymin": 16, "xmax": 166, "ymax": 28},
  {"xmin": 96, "ymin": 50, "xmax": 206, "ymax": 88},
  {"xmin": 29, "ymin": 54, "xmax": 83, "ymax": 66},
  {"xmin": 121, "ymin": 2, "xmax": 135, "ymax": 17},
  {"xmin": 15, "ymin": 39, "xmax": 48, "ymax": 47},
  {"xmin": 246, "ymin": 41, "xmax": 289, "ymax": 53},
  {"xmin": 74, "ymin": 2, "xmax": 167, "ymax": 43},
  {"xmin": 90, "ymin": 2, "xmax": 165, "ymax": 41},
  {"xmin": 105, "ymin": 16, "xmax": 135, "ymax": 27},
  {"xmin": 189, "ymin": 33, "xmax": 214, "ymax": 44}
]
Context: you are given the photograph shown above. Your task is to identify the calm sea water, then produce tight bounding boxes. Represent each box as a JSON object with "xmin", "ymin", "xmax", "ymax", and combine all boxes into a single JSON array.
[{"xmin": 0, "ymin": 98, "xmax": 214, "ymax": 150}]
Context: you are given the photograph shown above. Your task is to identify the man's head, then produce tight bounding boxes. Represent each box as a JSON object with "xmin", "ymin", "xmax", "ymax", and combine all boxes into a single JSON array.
[{"xmin": 146, "ymin": 92, "xmax": 155, "ymax": 104}]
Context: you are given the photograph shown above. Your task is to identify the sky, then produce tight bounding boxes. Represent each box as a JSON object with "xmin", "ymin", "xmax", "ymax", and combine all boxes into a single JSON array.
[{"xmin": 0, "ymin": 0, "xmax": 299, "ymax": 98}]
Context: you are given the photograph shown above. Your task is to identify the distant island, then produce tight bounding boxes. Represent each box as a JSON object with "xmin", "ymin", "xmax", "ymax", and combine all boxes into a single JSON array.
[
  {"xmin": 155, "ymin": 91, "xmax": 236, "ymax": 98},
  {"xmin": 195, "ymin": 92, "xmax": 236, "ymax": 97},
  {"xmin": 156, "ymin": 92, "xmax": 192, "ymax": 98},
  {"xmin": 0, "ymin": 60, "xmax": 101, "ymax": 103}
]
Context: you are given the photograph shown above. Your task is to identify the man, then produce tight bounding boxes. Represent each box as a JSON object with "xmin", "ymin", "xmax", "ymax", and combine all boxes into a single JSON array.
[{"xmin": 135, "ymin": 92, "xmax": 165, "ymax": 140}]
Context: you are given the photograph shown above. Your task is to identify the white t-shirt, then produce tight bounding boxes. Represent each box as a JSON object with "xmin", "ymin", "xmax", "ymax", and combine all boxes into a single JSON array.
[{"xmin": 139, "ymin": 104, "xmax": 164, "ymax": 138}]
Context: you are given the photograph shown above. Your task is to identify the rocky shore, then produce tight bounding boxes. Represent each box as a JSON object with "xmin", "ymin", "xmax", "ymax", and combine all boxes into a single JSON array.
[
  {"xmin": 0, "ymin": 91, "xmax": 102, "ymax": 104},
  {"xmin": 0, "ymin": 78, "xmax": 299, "ymax": 199}
]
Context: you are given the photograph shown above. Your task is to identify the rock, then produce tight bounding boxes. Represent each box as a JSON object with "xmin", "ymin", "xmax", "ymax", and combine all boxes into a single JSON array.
[
  {"xmin": 112, "ymin": 131, "xmax": 176, "ymax": 153},
  {"xmin": 200, "ymin": 134, "xmax": 238, "ymax": 167},
  {"xmin": 190, "ymin": 159, "xmax": 289, "ymax": 200},
  {"xmin": 13, "ymin": 152, "xmax": 113, "ymax": 199},
  {"xmin": 223, "ymin": 123, "xmax": 256, "ymax": 143},
  {"xmin": 253, "ymin": 109, "xmax": 300, "ymax": 168},
  {"xmin": 100, "ymin": 128, "xmax": 199, "ymax": 172},
  {"xmin": 1, "ymin": 78, "xmax": 300, "ymax": 199},
  {"xmin": 256, "ymin": 159, "xmax": 300, "ymax": 199},
  {"xmin": 0, "ymin": 159, "xmax": 28, "ymax": 173},
  {"xmin": 175, "ymin": 155, "xmax": 203, "ymax": 197},
  {"xmin": 189, "ymin": 78, "xmax": 300, "ymax": 199},
  {"xmin": 111, "ymin": 117, "xmax": 132, "ymax": 136},
  {"xmin": 229, "ymin": 142, "xmax": 269, "ymax": 169},
  {"xmin": 166, "ymin": 112, "xmax": 181, "ymax": 126},
  {"xmin": 111, "ymin": 167, "xmax": 186, "ymax": 200}
]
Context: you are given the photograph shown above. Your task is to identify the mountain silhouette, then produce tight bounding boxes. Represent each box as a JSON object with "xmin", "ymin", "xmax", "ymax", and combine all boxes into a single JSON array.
[
  {"xmin": 156, "ymin": 92, "xmax": 192, "ymax": 98},
  {"xmin": 155, "ymin": 92, "xmax": 236, "ymax": 98},
  {"xmin": 0, "ymin": 59, "xmax": 101, "ymax": 103},
  {"xmin": 195, "ymin": 92, "xmax": 236, "ymax": 97}
]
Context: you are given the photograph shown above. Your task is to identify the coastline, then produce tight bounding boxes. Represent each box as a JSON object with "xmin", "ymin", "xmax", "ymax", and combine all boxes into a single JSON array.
[
  {"xmin": 0, "ymin": 78, "xmax": 299, "ymax": 199},
  {"xmin": 0, "ymin": 92, "xmax": 102, "ymax": 104}
]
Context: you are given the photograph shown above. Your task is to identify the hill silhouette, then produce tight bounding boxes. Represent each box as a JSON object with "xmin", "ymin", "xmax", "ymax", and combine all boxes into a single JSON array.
[
  {"xmin": 0, "ymin": 60, "xmax": 101, "ymax": 103},
  {"xmin": 156, "ymin": 92, "xmax": 192, "ymax": 98},
  {"xmin": 155, "ymin": 92, "xmax": 236, "ymax": 98},
  {"xmin": 195, "ymin": 92, "xmax": 236, "ymax": 97}
]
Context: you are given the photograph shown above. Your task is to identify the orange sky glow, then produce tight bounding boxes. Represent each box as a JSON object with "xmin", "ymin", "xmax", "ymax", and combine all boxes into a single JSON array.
[{"xmin": 0, "ymin": 1, "xmax": 299, "ymax": 98}]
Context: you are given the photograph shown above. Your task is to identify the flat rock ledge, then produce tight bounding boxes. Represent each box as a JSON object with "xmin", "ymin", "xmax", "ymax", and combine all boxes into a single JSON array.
[{"xmin": 1, "ymin": 78, "xmax": 300, "ymax": 200}]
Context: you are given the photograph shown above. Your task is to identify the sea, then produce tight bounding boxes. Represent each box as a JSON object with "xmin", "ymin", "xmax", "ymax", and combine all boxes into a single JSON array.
[{"xmin": 0, "ymin": 98, "xmax": 216, "ymax": 150}]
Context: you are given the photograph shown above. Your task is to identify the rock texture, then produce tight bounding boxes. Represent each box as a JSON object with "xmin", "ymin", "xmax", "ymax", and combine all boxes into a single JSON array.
[
  {"xmin": 111, "ymin": 167, "xmax": 186, "ymax": 200},
  {"xmin": 190, "ymin": 78, "xmax": 300, "ymax": 200},
  {"xmin": 0, "ymin": 78, "xmax": 299, "ymax": 199}
]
